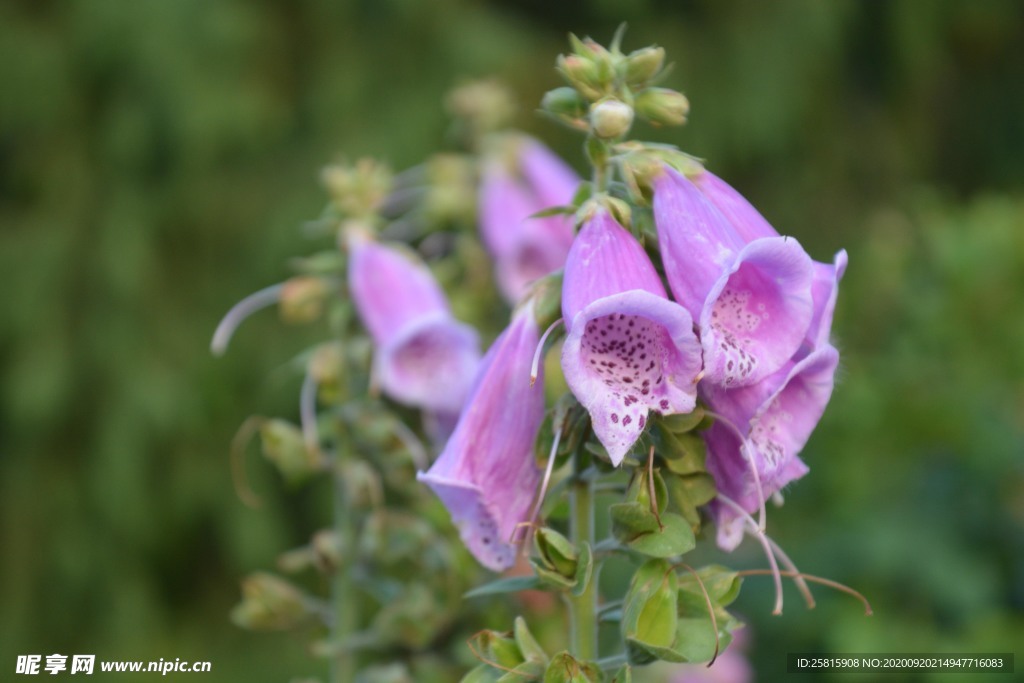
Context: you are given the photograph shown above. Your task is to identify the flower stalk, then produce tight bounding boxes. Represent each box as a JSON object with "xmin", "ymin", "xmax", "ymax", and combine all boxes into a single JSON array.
[{"xmin": 567, "ymin": 458, "xmax": 598, "ymax": 662}]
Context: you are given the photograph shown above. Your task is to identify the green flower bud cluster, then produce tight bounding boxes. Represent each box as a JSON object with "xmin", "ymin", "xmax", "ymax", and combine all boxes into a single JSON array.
[{"xmin": 542, "ymin": 30, "xmax": 688, "ymax": 139}]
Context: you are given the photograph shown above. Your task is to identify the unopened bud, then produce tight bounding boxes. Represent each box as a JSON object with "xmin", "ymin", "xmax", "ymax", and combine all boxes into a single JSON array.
[
  {"xmin": 624, "ymin": 46, "xmax": 665, "ymax": 86},
  {"xmin": 557, "ymin": 54, "xmax": 603, "ymax": 101},
  {"xmin": 321, "ymin": 158, "xmax": 392, "ymax": 217},
  {"xmin": 534, "ymin": 527, "xmax": 579, "ymax": 578},
  {"xmin": 311, "ymin": 529, "xmax": 345, "ymax": 571},
  {"xmin": 590, "ymin": 99, "xmax": 634, "ymax": 139},
  {"xmin": 634, "ymin": 87, "xmax": 690, "ymax": 127},
  {"xmin": 309, "ymin": 342, "xmax": 344, "ymax": 403},
  {"xmin": 279, "ymin": 276, "xmax": 329, "ymax": 324},
  {"xmin": 541, "ymin": 86, "xmax": 589, "ymax": 122},
  {"xmin": 260, "ymin": 419, "xmax": 322, "ymax": 484},
  {"xmin": 231, "ymin": 572, "xmax": 309, "ymax": 631}
]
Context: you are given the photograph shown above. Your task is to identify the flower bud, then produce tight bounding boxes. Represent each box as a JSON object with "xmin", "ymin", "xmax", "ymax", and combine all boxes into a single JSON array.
[
  {"xmin": 624, "ymin": 46, "xmax": 665, "ymax": 87},
  {"xmin": 321, "ymin": 158, "xmax": 392, "ymax": 218},
  {"xmin": 557, "ymin": 54, "xmax": 603, "ymax": 101},
  {"xmin": 534, "ymin": 527, "xmax": 579, "ymax": 579},
  {"xmin": 634, "ymin": 88, "xmax": 690, "ymax": 127},
  {"xmin": 259, "ymin": 419, "xmax": 323, "ymax": 485},
  {"xmin": 541, "ymin": 86, "xmax": 589, "ymax": 125},
  {"xmin": 231, "ymin": 572, "xmax": 310, "ymax": 631},
  {"xmin": 590, "ymin": 99, "xmax": 634, "ymax": 139},
  {"xmin": 278, "ymin": 276, "xmax": 329, "ymax": 324}
]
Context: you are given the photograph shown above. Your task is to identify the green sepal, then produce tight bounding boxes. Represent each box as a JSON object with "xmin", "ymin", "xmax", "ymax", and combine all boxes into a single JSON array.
[
  {"xmin": 609, "ymin": 664, "xmax": 632, "ymax": 683},
  {"xmin": 664, "ymin": 472, "xmax": 717, "ymax": 528},
  {"xmin": 625, "ymin": 512, "xmax": 696, "ymax": 558},
  {"xmin": 659, "ymin": 406, "xmax": 706, "ymax": 433},
  {"xmin": 461, "ymin": 665, "xmax": 501, "ymax": 683},
  {"xmin": 534, "ymin": 527, "xmax": 579, "ymax": 578},
  {"xmin": 543, "ymin": 652, "xmax": 602, "ymax": 683},
  {"xmin": 464, "ymin": 575, "xmax": 543, "ymax": 599},
  {"xmin": 610, "ymin": 501, "xmax": 660, "ymax": 542},
  {"xmin": 676, "ymin": 566, "xmax": 743, "ymax": 613},
  {"xmin": 496, "ymin": 660, "xmax": 547, "ymax": 683},
  {"xmin": 513, "ymin": 616, "xmax": 549, "ymax": 663},
  {"xmin": 469, "ymin": 629, "xmax": 523, "ymax": 671},
  {"xmin": 570, "ymin": 541, "xmax": 594, "ymax": 597},
  {"xmin": 621, "ymin": 559, "xmax": 679, "ymax": 664}
]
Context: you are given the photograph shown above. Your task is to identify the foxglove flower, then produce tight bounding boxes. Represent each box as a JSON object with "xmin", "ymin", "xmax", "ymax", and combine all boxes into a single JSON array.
[
  {"xmin": 479, "ymin": 136, "xmax": 579, "ymax": 302},
  {"xmin": 665, "ymin": 170, "xmax": 847, "ymax": 550},
  {"xmin": 703, "ymin": 345, "xmax": 840, "ymax": 550},
  {"xmin": 418, "ymin": 303, "xmax": 545, "ymax": 571},
  {"xmin": 346, "ymin": 229, "xmax": 480, "ymax": 414},
  {"xmin": 561, "ymin": 209, "xmax": 702, "ymax": 466},
  {"xmin": 653, "ymin": 167, "xmax": 815, "ymax": 388},
  {"xmin": 691, "ymin": 169, "xmax": 848, "ymax": 350}
]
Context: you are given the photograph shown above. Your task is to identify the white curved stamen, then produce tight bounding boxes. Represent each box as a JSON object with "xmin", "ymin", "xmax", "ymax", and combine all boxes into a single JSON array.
[
  {"xmin": 717, "ymin": 492, "xmax": 784, "ymax": 615},
  {"xmin": 768, "ymin": 536, "xmax": 815, "ymax": 609},
  {"xmin": 211, "ymin": 283, "xmax": 285, "ymax": 356},
  {"xmin": 704, "ymin": 409, "xmax": 768, "ymax": 532},
  {"xmin": 530, "ymin": 318, "xmax": 564, "ymax": 386}
]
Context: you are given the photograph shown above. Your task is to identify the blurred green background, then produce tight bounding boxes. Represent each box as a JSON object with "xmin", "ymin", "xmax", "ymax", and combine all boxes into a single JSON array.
[{"xmin": 2, "ymin": 0, "xmax": 1022, "ymax": 681}]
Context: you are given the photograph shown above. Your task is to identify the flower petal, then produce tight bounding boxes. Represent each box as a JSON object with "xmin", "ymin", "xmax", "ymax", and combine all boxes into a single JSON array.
[
  {"xmin": 418, "ymin": 304, "xmax": 544, "ymax": 571},
  {"xmin": 562, "ymin": 290, "xmax": 701, "ymax": 465},
  {"xmin": 805, "ymin": 249, "xmax": 848, "ymax": 350},
  {"xmin": 479, "ymin": 162, "xmax": 535, "ymax": 259},
  {"xmin": 347, "ymin": 234, "xmax": 450, "ymax": 344},
  {"xmin": 376, "ymin": 312, "xmax": 481, "ymax": 414},
  {"xmin": 562, "ymin": 209, "xmax": 668, "ymax": 324},
  {"xmin": 693, "ymin": 170, "xmax": 778, "ymax": 242},
  {"xmin": 699, "ymin": 236, "xmax": 815, "ymax": 387},
  {"xmin": 518, "ymin": 137, "xmax": 580, "ymax": 211},
  {"xmin": 704, "ymin": 344, "xmax": 838, "ymax": 550},
  {"xmin": 654, "ymin": 167, "xmax": 746, "ymax": 318}
]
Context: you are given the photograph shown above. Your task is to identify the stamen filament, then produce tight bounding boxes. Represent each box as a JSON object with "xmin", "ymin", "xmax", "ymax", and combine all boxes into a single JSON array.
[
  {"xmin": 737, "ymin": 570, "xmax": 873, "ymax": 616},
  {"xmin": 211, "ymin": 283, "xmax": 285, "ymax": 356},
  {"xmin": 716, "ymin": 493, "xmax": 784, "ymax": 615},
  {"xmin": 704, "ymin": 409, "xmax": 768, "ymax": 532},
  {"xmin": 530, "ymin": 318, "xmax": 564, "ymax": 386},
  {"xmin": 767, "ymin": 537, "xmax": 815, "ymax": 609}
]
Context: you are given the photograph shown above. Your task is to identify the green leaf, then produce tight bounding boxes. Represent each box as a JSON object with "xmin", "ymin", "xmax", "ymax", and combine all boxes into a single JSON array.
[
  {"xmin": 609, "ymin": 665, "xmax": 632, "ymax": 683},
  {"xmin": 464, "ymin": 575, "xmax": 543, "ymax": 599},
  {"xmin": 626, "ymin": 513, "xmax": 696, "ymax": 558}
]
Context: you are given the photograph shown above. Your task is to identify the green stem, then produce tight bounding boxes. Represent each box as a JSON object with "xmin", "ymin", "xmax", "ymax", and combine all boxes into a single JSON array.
[
  {"xmin": 567, "ymin": 465, "xmax": 598, "ymax": 662},
  {"xmin": 331, "ymin": 467, "xmax": 357, "ymax": 683}
]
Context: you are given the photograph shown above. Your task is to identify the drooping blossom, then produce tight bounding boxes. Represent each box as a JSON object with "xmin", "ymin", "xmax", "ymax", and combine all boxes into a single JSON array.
[
  {"xmin": 703, "ymin": 345, "xmax": 840, "ymax": 550},
  {"xmin": 561, "ymin": 208, "xmax": 703, "ymax": 466},
  {"xmin": 691, "ymin": 169, "xmax": 848, "ymax": 352},
  {"xmin": 417, "ymin": 301, "xmax": 545, "ymax": 571},
  {"xmin": 653, "ymin": 167, "xmax": 815, "ymax": 388},
  {"xmin": 654, "ymin": 167, "xmax": 846, "ymax": 550},
  {"xmin": 479, "ymin": 136, "xmax": 579, "ymax": 303},
  {"xmin": 346, "ymin": 228, "xmax": 480, "ymax": 414}
]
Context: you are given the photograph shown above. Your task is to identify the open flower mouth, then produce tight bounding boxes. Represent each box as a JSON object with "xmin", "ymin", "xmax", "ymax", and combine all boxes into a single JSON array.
[
  {"xmin": 581, "ymin": 312, "xmax": 680, "ymax": 430},
  {"xmin": 378, "ymin": 314, "xmax": 480, "ymax": 414},
  {"xmin": 700, "ymin": 237, "xmax": 815, "ymax": 388},
  {"xmin": 563, "ymin": 291, "xmax": 702, "ymax": 465}
]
